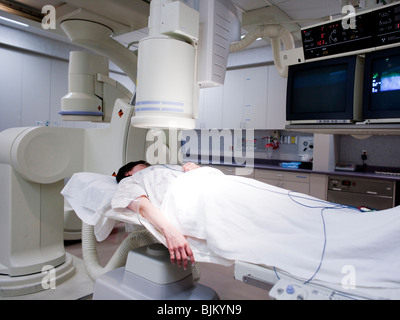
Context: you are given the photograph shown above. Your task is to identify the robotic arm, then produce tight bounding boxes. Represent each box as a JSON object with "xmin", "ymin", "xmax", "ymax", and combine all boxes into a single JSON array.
[{"xmin": 60, "ymin": 0, "xmax": 240, "ymax": 130}]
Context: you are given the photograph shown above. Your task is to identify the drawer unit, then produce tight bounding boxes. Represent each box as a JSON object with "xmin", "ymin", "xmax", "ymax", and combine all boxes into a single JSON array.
[
  {"xmin": 255, "ymin": 170, "xmax": 310, "ymax": 183},
  {"xmin": 328, "ymin": 176, "xmax": 396, "ymax": 210},
  {"xmin": 255, "ymin": 169, "xmax": 310, "ymax": 194},
  {"xmin": 210, "ymin": 165, "xmax": 255, "ymax": 179}
]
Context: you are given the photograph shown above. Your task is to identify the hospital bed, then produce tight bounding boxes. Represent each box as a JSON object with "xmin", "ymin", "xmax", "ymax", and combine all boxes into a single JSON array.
[{"xmin": 61, "ymin": 169, "xmax": 400, "ymax": 301}]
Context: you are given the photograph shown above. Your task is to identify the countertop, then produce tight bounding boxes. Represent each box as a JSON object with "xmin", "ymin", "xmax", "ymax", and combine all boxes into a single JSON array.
[{"xmin": 195, "ymin": 158, "xmax": 400, "ymax": 182}]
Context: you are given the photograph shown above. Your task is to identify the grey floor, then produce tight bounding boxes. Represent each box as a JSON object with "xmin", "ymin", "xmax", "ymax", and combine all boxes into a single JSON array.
[{"xmin": 65, "ymin": 223, "xmax": 271, "ymax": 300}]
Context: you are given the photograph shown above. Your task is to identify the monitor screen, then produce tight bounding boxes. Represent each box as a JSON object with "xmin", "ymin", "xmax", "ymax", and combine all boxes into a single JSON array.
[
  {"xmin": 363, "ymin": 46, "xmax": 400, "ymax": 121},
  {"xmin": 287, "ymin": 55, "xmax": 361, "ymax": 123}
]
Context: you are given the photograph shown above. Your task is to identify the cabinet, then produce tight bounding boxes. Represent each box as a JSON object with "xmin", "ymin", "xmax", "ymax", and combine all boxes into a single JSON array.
[
  {"xmin": 309, "ymin": 174, "xmax": 328, "ymax": 200},
  {"xmin": 255, "ymin": 169, "xmax": 310, "ymax": 194},
  {"xmin": 196, "ymin": 65, "xmax": 287, "ymax": 130},
  {"xmin": 21, "ymin": 54, "xmax": 52, "ymax": 127},
  {"xmin": 266, "ymin": 66, "xmax": 287, "ymax": 130},
  {"xmin": 222, "ymin": 67, "xmax": 268, "ymax": 129},
  {"xmin": 196, "ymin": 85, "xmax": 224, "ymax": 129},
  {"xmin": 208, "ymin": 165, "xmax": 331, "ymax": 200}
]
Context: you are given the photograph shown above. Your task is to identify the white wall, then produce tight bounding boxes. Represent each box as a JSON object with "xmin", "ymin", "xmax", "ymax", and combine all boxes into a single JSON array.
[
  {"xmin": 0, "ymin": 46, "xmax": 65, "ymax": 130},
  {"xmin": 0, "ymin": 24, "xmax": 132, "ymax": 132}
]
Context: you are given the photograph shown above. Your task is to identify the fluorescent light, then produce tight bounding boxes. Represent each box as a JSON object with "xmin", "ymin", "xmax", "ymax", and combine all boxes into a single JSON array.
[
  {"xmin": 240, "ymin": 35, "xmax": 262, "ymax": 41},
  {"xmin": 0, "ymin": 16, "xmax": 29, "ymax": 27}
]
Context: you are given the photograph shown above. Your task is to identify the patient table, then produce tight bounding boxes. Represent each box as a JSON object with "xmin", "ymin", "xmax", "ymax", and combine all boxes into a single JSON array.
[
  {"xmin": 62, "ymin": 170, "xmax": 400, "ymax": 301},
  {"xmin": 234, "ymin": 261, "xmax": 400, "ymax": 300},
  {"xmin": 234, "ymin": 261, "xmax": 358, "ymax": 300}
]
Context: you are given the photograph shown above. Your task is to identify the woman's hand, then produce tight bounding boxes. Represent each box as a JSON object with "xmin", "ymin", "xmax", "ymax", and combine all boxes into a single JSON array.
[
  {"xmin": 182, "ymin": 162, "xmax": 200, "ymax": 172},
  {"xmin": 162, "ymin": 224, "xmax": 195, "ymax": 270},
  {"xmin": 131, "ymin": 197, "xmax": 195, "ymax": 269}
]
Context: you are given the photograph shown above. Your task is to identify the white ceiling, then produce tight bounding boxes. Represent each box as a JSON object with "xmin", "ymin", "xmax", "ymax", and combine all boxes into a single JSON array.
[
  {"xmin": 0, "ymin": 0, "xmax": 396, "ymax": 50},
  {"xmin": 233, "ymin": 0, "xmax": 343, "ymax": 22}
]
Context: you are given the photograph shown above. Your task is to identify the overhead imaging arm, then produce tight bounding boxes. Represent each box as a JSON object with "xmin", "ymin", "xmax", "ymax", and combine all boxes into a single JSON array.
[
  {"xmin": 60, "ymin": 0, "xmax": 241, "ymax": 130},
  {"xmin": 61, "ymin": 19, "xmax": 138, "ymax": 85},
  {"xmin": 60, "ymin": 1, "xmax": 198, "ymax": 130},
  {"xmin": 230, "ymin": 24, "xmax": 295, "ymax": 78}
]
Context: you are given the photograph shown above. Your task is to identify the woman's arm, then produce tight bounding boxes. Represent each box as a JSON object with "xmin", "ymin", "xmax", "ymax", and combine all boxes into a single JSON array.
[
  {"xmin": 127, "ymin": 197, "xmax": 195, "ymax": 269},
  {"xmin": 182, "ymin": 162, "xmax": 200, "ymax": 172}
]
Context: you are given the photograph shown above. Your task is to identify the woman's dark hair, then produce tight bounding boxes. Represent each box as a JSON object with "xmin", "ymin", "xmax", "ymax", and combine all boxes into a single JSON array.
[{"xmin": 116, "ymin": 160, "xmax": 150, "ymax": 183}]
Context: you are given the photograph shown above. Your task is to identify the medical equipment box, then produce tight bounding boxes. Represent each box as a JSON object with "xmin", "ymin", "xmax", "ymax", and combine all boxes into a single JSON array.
[{"xmin": 92, "ymin": 244, "xmax": 219, "ymax": 300}]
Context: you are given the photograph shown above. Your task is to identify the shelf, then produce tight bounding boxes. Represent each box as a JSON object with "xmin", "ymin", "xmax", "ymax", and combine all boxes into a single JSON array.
[{"xmin": 285, "ymin": 124, "xmax": 400, "ymax": 136}]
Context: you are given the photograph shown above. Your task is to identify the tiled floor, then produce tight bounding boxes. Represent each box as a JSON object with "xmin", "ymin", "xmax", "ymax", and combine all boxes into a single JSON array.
[{"xmin": 65, "ymin": 223, "xmax": 270, "ymax": 300}]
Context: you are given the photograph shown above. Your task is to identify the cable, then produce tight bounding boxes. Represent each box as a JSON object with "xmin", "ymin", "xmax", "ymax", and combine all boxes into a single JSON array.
[
  {"xmin": 124, "ymin": 167, "xmax": 361, "ymax": 285},
  {"xmin": 233, "ymin": 178, "xmax": 361, "ymax": 285}
]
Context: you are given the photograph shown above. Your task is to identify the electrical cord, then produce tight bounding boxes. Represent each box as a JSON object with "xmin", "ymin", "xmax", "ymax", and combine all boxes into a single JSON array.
[
  {"xmin": 233, "ymin": 178, "xmax": 361, "ymax": 285},
  {"xmin": 125, "ymin": 165, "xmax": 363, "ymax": 285},
  {"xmin": 159, "ymin": 165, "xmax": 362, "ymax": 284}
]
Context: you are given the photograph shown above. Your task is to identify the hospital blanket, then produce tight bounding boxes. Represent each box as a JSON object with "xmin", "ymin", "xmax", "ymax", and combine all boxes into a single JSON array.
[
  {"xmin": 115, "ymin": 167, "xmax": 400, "ymax": 291},
  {"xmin": 63, "ymin": 168, "xmax": 400, "ymax": 292}
]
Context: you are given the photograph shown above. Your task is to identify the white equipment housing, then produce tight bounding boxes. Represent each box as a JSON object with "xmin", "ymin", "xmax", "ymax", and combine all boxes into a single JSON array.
[
  {"xmin": 132, "ymin": 0, "xmax": 241, "ymax": 129},
  {"xmin": 0, "ymin": 95, "xmax": 146, "ymax": 297},
  {"xmin": 133, "ymin": 36, "xmax": 198, "ymax": 129},
  {"xmin": 132, "ymin": 0, "xmax": 200, "ymax": 130},
  {"xmin": 198, "ymin": 0, "xmax": 241, "ymax": 87},
  {"xmin": 60, "ymin": 51, "xmax": 133, "ymax": 122},
  {"xmin": 60, "ymin": 51, "xmax": 108, "ymax": 121},
  {"xmin": 0, "ymin": 126, "xmax": 80, "ymax": 294},
  {"xmin": 93, "ymin": 243, "xmax": 219, "ymax": 300}
]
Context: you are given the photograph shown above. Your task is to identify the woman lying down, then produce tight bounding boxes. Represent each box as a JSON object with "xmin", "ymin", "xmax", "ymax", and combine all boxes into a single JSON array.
[{"xmin": 111, "ymin": 161, "xmax": 400, "ymax": 292}]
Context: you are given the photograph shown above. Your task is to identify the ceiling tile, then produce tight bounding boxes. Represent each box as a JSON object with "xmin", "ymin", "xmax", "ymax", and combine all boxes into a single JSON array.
[
  {"xmin": 274, "ymin": 0, "xmax": 343, "ymax": 27},
  {"xmin": 231, "ymin": 0, "xmax": 272, "ymax": 12}
]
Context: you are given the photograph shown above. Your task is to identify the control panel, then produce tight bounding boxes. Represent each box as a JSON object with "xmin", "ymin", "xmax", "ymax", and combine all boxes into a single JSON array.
[
  {"xmin": 302, "ymin": 2, "xmax": 400, "ymax": 60},
  {"xmin": 375, "ymin": 4, "xmax": 400, "ymax": 47},
  {"xmin": 302, "ymin": 11, "xmax": 375, "ymax": 60},
  {"xmin": 269, "ymin": 278, "xmax": 360, "ymax": 300}
]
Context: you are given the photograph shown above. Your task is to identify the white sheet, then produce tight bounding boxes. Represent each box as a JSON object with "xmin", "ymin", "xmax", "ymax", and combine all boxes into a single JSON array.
[
  {"xmin": 136, "ymin": 167, "xmax": 400, "ymax": 291},
  {"xmin": 61, "ymin": 172, "xmax": 119, "ymax": 241},
  {"xmin": 62, "ymin": 168, "xmax": 400, "ymax": 293},
  {"xmin": 61, "ymin": 166, "xmax": 184, "ymax": 241}
]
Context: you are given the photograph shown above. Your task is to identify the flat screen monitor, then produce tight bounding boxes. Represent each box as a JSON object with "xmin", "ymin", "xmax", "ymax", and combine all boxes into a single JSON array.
[
  {"xmin": 363, "ymin": 46, "xmax": 400, "ymax": 123},
  {"xmin": 286, "ymin": 55, "xmax": 363, "ymax": 124}
]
